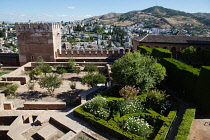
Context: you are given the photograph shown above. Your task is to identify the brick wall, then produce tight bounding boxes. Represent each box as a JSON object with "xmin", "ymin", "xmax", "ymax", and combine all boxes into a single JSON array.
[{"xmin": 24, "ymin": 102, "xmax": 66, "ymax": 110}]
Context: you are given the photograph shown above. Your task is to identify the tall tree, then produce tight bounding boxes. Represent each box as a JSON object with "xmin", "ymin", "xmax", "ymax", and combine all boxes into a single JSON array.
[{"xmin": 111, "ymin": 52, "xmax": 166, "ymax": 91}]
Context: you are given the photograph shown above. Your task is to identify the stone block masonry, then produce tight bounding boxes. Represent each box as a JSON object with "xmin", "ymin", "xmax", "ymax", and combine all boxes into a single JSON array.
[{"xmin": 15, "ymin": 22, "xmax": 61, "ymax": 65}]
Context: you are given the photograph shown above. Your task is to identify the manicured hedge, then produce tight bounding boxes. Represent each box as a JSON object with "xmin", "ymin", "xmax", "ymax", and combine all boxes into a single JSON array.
[
  {"xmin": 74, "ymin": 105, "xmax": 143, "ymax": 140},
  {"xmin": 154, "ymin": 106, "xmax": 177, "ymax": 140},
  {"xmin": 195, "ymin": 66, "xmax": 210, "ymax": 112},
  {"xmin": 151, "ymin": 48, "xmax": 172, "ymax": 60},
  {"xmin": 175, "ymin": 108, "xmax": 196, "ymax": 140},
  {"xmin": 161, "ymin": 58, "xmax": 200, "ymax": 100},
  {"xmin": 138, "ymin": 46, "xmax": 152, "ymax": 55}
]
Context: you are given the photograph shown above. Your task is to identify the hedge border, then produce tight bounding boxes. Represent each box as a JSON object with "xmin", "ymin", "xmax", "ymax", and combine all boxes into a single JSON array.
[
  {"xmin": 138, "ymin": 46, "xmax": 152, "ymax": 55},
  {"xmin": 154, "ymin": 106, "xmax": 178, "ymax": 140},
  {"xmin": 161, "ymin": 58, "xmax": 200, "ymax": 100},
  {"xmin": 74, "ymin": 105, "xmax": 143, "ymax": 140},
  {"xmin": 175, "ymin": 108, "xmax": 196, "ymax": 140},
  {"xmin": 152, "ymin": 48, "xmax": 172, "ymax": 60},
  {"xmin": 74, "ymin": 104, "xmax": 178, "ymax": 140}
]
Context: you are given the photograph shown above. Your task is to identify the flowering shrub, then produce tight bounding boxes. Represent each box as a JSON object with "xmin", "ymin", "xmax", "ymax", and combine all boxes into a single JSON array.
[
  {"xmin": 123, "ymin": 116, "xmax": 153, "ymax": 137},
  {"xmin": 83, "ymin": 95, "xmax": 110, "ymax": 120},
  {"xmin": 119, "ymin": 85, "xmax": 140, "ymax": 100},
  {"xmin": 116, "ymin": 99, "xmax": 144, "ymax": 116}
]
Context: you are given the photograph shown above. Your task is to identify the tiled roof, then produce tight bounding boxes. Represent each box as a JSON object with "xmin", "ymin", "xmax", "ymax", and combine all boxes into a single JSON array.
[{"xmin": 134, "ymin": 34, "xmax": 210, "ymax": 45}]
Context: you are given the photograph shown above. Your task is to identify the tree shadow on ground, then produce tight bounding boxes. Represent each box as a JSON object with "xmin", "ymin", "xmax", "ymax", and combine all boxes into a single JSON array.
[
  {"xmin": 17, "ymin": 91, "xmax": 49, "ymax": 101},
  {"xmin": 67, "ymin": 77, "xmax": 82, "ymax": 82},
  {"xmin": 56, "ymin": 89, "xmax": 85, "ymax": 101}
]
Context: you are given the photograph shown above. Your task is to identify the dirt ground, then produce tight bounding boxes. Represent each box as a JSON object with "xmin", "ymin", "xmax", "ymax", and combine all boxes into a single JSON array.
[
  {"xmin": 8, "ymin": 72, "xmax": 90, "ymax": 108},
  {"xmin": 189, "ymin": 119, "xmax": 210, "ymax": 140}
]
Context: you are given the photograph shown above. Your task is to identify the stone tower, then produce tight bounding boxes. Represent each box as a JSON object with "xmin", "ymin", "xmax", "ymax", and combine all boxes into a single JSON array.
[{"xmin": 15, "ymin": 22, "xmax": 61, "ymax": 65}]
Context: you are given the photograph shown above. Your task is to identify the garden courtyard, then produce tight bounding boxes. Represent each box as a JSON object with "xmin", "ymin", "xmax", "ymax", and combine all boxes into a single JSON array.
[{"xmin": 1, "ymin": 50, "xmax": 210, "ymax": 139}]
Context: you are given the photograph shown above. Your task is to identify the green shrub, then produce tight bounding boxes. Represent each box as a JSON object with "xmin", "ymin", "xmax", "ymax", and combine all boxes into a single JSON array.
[
  {"xmin": 138, "ymin": 46, "xmax": 152, "ymax": 55},
  {"xmin": 154, "ymin": 109, "xmax": 177, "ymax": 140},
  {"xmin": 81, "ymin": 73, "xmax": 106, "ymax": 87},
  {"xmin": 83, "ymin": 95, "xmax": 110, "ymax": 120},
  {"xmin": 83, "ymin": 64, "xmax": 98, "ymax": 73},
  {"xmin": 195, "ymin": 66, "xmax": 210, "ymax": 112},
  {"xmin": 161, "ymin": 58, "xmax": 199, "ymax": 100},
  {"xmin": 123, "ymin": 116, "xmax": 153, "ymax": 137},
  {"xmin": 147, "ymin": 89, "xmax": 170, "ymax": 114},
  {"xmin": 151, "ymin": 48, "xmax": 172, "ymax": 60},
  {"xmin": 119, "ymin": 85, "xmax": 140, "ymax": 100},
  {"xmin": 116, "ymin": 99, "xmax": 144, "ymax": 116},
  {"xmin": 175, "ymin": 108, "xmax": 196, "ymax": 140},
  {"xmin": 2, "ymin": 84, "xmax": 19, "ymax": 96},
  {"xmin": 56, "ymin": 67, "xmax": 67, "ymax": 74}
]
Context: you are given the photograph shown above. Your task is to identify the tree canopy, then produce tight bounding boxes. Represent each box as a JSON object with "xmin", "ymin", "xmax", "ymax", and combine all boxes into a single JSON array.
[
  {"xmin": 81, "ymin": 73, "xmax": 106, "ymax": 87},
  {"xmin": 111, "ymin": 52, "xmax": 166, "ymax": 91},
  {"xmin": 180, "ymin": 46, "xmax": 198, "ymax": 64}
]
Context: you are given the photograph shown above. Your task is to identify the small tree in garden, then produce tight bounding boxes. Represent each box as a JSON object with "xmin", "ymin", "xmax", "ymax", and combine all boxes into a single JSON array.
[
  {"xmin": 2, "ymin": 84, "xmax": 19, "ymax": 96},
  {"xmin": 68, "ymin": 57, "xmax": 76, "ymax": 69},
  {"xmin": 83, "ymin": 64, "xmax": 98, "ymax": 73},
  {"xmin": 26, "ymin": 69, "xmax": 42, "ymax": 80},
  {"xmin": 38, "ymin": 74, "xmax": 62, "ymax": 95},
  {"xmin": 81, "ymin": 73, "xmax": 106, "ymax": 87},
  {"xmin": 39, "ymin": 64, "xmax": 52, "ymax": 76},
  {"xmin": 75, "ymin": 68, "xmax": 81, "ymax": 76},
  {"xmin": 26, "ymin": 81, "xmax": 35, "ymax": 92},
  {"xmin": 119, "ymin": 85, "xmax": 140, "ymax": 101},
  {"xmin": 35, "ymin": 56, "xmax": 52, "ymax": 75}
]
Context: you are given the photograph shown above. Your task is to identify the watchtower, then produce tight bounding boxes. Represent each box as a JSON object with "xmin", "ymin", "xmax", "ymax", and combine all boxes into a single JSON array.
[{"xmin": 15, "ymin": 22, "xmax": 61, "ymax": 65}]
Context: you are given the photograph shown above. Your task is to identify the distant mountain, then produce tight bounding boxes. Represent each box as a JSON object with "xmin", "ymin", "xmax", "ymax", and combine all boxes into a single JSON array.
[
  {"xmin": 86, "ymin": 6, "xmax": 210, "ymax": 33},
  {"xmin": 192, "ymin": 13, "xmax": 210, "ymax": 18}
]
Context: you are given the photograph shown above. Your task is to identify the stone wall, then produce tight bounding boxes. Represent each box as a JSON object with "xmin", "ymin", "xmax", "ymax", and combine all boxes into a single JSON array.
[{"xmin": 24, "ymin": 102, "xmax": 66, "ymax": 110}]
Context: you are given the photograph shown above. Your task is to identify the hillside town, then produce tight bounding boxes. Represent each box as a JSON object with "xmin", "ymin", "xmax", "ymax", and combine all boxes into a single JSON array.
[{"xmin": 1, "ymin": 14, "xmax": 210, "ymax": 54}]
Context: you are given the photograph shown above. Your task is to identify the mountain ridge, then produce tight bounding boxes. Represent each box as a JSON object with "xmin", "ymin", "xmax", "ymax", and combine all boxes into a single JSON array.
[{"xmin": 85, "ymin": 6, "xmax": 210, "ymax": 34}]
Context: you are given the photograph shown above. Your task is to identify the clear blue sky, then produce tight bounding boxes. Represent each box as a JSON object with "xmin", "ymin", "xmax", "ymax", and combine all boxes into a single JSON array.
[{"xmin": 0, "ymin": 0, "xmax": 210, "ymax": 22}]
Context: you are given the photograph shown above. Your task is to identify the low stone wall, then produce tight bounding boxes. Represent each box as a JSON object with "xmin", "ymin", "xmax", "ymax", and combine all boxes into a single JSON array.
[
  {"xmin": 0, "ymin": 94, "xmax": 5, "ymax": 111},
  {"xmin": 24, "ymin": 102, "xmax": 66, "ymax": 110}
]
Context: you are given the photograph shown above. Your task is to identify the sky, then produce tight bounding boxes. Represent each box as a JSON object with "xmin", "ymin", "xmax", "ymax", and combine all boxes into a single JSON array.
[{"xmin": 0, "ymin": 0, "xmax": 210, "ymax": 22}]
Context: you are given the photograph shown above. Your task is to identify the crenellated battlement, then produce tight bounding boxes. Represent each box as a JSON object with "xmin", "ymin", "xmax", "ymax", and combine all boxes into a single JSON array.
[
  {"xmin": 15, "ymin": 22, "xmax": 61, "ymax": 32},
  {"xmin": 57, "ymin": 49, "xmax": 130, "ymax": 58}
]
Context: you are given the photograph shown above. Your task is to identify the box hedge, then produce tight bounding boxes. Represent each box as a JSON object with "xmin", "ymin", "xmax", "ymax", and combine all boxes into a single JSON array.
[
  {"xmin": 175, "ymin": 108, "xmax": 196, "ymax": 140},
  {"xmin": 161, "ymin": 58, "xmax": 200, "ymax": 100},
  {"xmin": 138, "ymin": 46, "xmax": 152, "ymax": 55},
  {"xmin": 151, "ymin": 48, "xmax": 172, "ymax": 60},
  {"xmin": 195, "ymin": 66, "xmax": 210, "ymax": 112},
  {"xmin": 74, "ymin": 105, "xmax": 143, "ymax": 140},
  {"xmin": 74, "ymin": 104, "xmax": 178, "ymax": 140},
  {"xmin": 154, "ymin": 106, "xmax": 178, "ymax": 140}
]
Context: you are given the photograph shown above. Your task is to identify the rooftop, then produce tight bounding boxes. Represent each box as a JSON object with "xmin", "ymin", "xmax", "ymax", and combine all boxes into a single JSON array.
[{"xmin": 134, "ymin": 34, "xmax": 210, "ymax": 45}]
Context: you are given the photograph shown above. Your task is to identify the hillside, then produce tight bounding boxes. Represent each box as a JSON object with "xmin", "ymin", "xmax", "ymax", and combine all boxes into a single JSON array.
[{"xmin": 86, "ymin": 6, "xmax": 210, "ymax": 33}]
